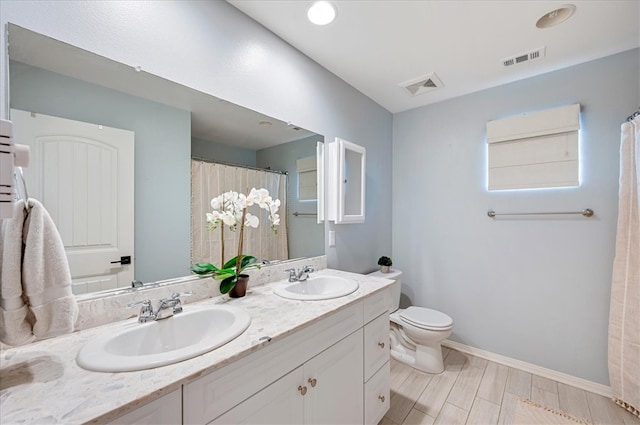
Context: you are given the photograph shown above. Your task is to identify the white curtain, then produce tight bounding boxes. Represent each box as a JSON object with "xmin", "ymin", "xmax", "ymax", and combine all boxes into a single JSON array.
[
  {"xmin": 191, "ymin": 160, "xmax": 289, "ymax": 267},
  {"xmin": 608, "ymin": 115, "xmax": 640, "ymax": 418}
]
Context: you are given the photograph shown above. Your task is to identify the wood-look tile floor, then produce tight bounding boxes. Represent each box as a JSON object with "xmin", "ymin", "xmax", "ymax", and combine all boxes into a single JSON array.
[{"xmin": 378, "ymin": 348, "xmax": 640, "ymax": 425}]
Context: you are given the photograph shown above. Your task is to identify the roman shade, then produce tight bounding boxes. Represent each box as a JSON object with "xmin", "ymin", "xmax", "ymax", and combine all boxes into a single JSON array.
[{"xmin": 487, "ymin": 103, "xmax": 581, "ymax": 190}]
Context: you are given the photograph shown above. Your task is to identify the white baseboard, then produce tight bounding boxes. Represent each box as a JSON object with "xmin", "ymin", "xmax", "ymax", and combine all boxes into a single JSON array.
[{"xmin": 442, "ymin": 339, "xmax": 611, "ymax": 398}]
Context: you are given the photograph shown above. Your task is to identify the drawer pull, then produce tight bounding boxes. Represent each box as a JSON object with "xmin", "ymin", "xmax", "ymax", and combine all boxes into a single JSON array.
[
  {"xmin": 378, "ymin": 342, "xmax": 385, "ymax": 349},
  {"xmin": 379, "ymin": 395, "xmax": 386, "ymax": 402},
  {"xmin": 298, "ymin": 385, "xmax": 308, "ymax": 395},
  {"xmin": 308, "ymin": 378, "xmax": 317, "ymax": 387}
]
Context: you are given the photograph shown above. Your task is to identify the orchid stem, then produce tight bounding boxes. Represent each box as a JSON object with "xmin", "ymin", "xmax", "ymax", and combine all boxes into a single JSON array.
[
  {"xmin": 221, "ymin": 225, "xmax": 225, "ymax": 267},
  {"xmin": 236, "ymin": 208, "xmax": 247, "ymax": 276}
]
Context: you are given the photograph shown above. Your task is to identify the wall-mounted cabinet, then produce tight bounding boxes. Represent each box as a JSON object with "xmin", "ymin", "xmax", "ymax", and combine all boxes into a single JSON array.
[
  {"xmin": 327, "ymin": 138, "xmax": 366, "ymax": 224},
  {"xmin": 316, "ymin": 141, "xmax": 325, "ymax": 223}
]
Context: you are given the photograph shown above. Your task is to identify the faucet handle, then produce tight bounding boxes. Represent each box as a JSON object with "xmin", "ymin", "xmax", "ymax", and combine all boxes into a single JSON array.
[
  {"xmin": 171, "ymin": 291, "xmax": 193, "ymax": 299},
  {"xmin": 285, "ymin": 268, "xmax": 297, "ymax": 282},
  {"xmin": 126, "ymin": 300, "xmax": 155, "ymax": 323},
  {"xmin": 169, "ymin": 291, "xmax": 192, "ymax": 314},
  {"xmin": 126, "ymin": 299, "xmax": 151, "ymax": 309},
  {"xmin": 302, "ymin": 265, "xmax": 315, "ymax": 273}
]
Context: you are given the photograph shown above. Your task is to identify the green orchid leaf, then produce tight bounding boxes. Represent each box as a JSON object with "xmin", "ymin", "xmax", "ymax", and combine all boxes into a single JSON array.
[
  {"xmin": 213, "ymin": 272, "xmax": 235, "ymax": 281},
  {"xmin": 190, "ymin": 262, "xmax": 220, "ymax": 275},
  {"xmin": 219, "ymin": 276, "xmax": 236, "ymax": 294},
  {"xmin": 222, "ymin": 255, "xmax": 258, "ymax": 271}
]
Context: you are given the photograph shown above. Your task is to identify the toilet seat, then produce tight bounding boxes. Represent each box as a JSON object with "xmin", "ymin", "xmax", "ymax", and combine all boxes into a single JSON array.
[{"xmin": 400, "ymin": 306, "xmax": 453, "ymax": 330}]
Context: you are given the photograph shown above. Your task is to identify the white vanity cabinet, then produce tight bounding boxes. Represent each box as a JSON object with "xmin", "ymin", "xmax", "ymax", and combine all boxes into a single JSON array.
[
  {"xmin": 363, "ymin": 289, "xmax": 392, "ymax": 425},
  {"xmin": 106, "ymin": 388, "xmax": 181, "ymax": 425},
  {"xmin": 108, "ymin": 289, "xmax": 392, "ymax": 425},
  {"xmin": 183, "ymin": 301, "xmax": 366, "ymax": 424},
  {"xmin": 212, "ymin": 330, "xmax": 363, "ymax": 425}
]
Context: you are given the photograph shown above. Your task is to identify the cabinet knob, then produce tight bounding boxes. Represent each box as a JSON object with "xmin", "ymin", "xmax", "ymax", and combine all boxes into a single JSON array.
[
  {"xmin": 378, "ymin": 342, "xmax": 385, "ymax": 349},
  {"xmin": 379, "ymin": 395, "xmax": 386, "ymax": 403},
  {"xmin": 298, "ymin": 385, "xmax": 308, "ymax": 396},
  {"xmin": 308, "ymin": 378, "xmax": 317, "ymax": 387}
]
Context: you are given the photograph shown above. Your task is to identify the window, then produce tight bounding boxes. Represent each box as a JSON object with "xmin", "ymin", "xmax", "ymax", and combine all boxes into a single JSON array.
[
  {"xmin": 487, "ymin": 103, "xmax": 580, "ymax": 190},
  {"xmin": 297, "ymin": 155, "xmax": 317, "ymax": 201}
]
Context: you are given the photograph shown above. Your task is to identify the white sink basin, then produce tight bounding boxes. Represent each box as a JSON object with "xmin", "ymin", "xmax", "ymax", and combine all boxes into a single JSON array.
[
  {"xmin": 77, "ymin": 304, "xmax": 251, "ymax": 372},
  {"xmin": 274, "ymin": 275, "xmax": 359, "ymax": 301}
]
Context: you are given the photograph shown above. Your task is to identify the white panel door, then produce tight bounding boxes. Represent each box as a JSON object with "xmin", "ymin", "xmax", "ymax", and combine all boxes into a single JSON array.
[
  {"xmin": 304, "ymin": 330, "xmax": 364, "ymax": 424},
  {"xmin": 210, "ymin": 367, "xmax": 304, "ymax": 425},
  {"xmin": 11, "ymin": 109, "xmax": 134, "ymax": 292}
]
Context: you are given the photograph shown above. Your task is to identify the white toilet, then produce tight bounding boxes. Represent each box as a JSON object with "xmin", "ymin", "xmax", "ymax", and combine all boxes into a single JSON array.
[{"xmin": 369, "ymin": 269, "xmax": 453, "ymax": 374}]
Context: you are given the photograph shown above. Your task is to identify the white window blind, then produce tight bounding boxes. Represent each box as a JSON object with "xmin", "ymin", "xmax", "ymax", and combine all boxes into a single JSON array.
[
  {"xmin": 487, "ymin": 103, "xmax": 580, "ymax": 190},
  {"xmin": 297, "ymin": 156, "xmax": 317, "ymax": 201}
]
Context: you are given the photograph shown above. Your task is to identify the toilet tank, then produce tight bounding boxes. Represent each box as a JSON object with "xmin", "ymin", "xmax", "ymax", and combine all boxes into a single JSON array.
[{"xmin": 367, "ymin": 269, "xmax": 402, "ymax": 312}]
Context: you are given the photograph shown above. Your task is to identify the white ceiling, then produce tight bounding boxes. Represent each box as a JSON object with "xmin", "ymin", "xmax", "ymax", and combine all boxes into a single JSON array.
[{"xmin": 229, "ymin": 0, "xmax": 640, "ymax": 113}]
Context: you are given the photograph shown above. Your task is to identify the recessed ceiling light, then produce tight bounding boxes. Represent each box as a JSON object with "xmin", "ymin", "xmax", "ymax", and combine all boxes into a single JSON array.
[
  {"xmin": 536, "ymin": 4, "xmax": 576, "ymax": 28},
  {"xmin": 307, "ymin": 1, "xmax": 336, "ymax": 26},
  {"xmin": 258, "ymin": 121, "xmax": 272, "ymax": 126}
]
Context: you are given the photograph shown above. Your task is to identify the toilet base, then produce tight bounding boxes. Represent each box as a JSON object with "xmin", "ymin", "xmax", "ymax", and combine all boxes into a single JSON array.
[{"xmin": 390, "ymin": 326, "xmax": 446, "ymax": 374}]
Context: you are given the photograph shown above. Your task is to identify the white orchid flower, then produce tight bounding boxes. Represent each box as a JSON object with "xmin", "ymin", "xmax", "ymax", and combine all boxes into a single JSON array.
[
  {"xmin": 269, "ymin": 199, "xmax": 281, "ymax": 214},
  {"xmin": 246, "ymin": 188, "xmax": 260, "ymax": 206},
  {"xmin": 245, "ymin": 213, "xmax": 259, "ymax": 228},
  {"xmin": 221, "ymin": 212, "xmax": 237, "ymax": 227},
  {"xmin": 206, "ymin": 210, "xmax": 220, "ymax": 222},
  {"xmin": 236, "ymin": 193, "xmax": 248, "ymax": 209},
  {"xmin": 210, "ymin": 195, "xmax": 223, "ymax": 211},
  {"xmin": 206, "ymin": 187, "xmax": 280, "ymax": 246}
]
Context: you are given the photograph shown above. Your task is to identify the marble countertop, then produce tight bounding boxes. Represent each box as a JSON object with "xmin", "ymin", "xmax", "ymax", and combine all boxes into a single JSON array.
[{"xmin": 0, "ymin": 269, "xmax": 394, "ymax": 424}]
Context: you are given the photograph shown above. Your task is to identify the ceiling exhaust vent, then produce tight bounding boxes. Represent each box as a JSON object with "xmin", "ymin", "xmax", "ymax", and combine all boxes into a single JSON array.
[
  {"xmin": 502, "ymin": 46, "xmax": 546, "ymax": 68},
  {"xmin": 399, "ymin": 72, "xmax": 444, "ymax": 96}
]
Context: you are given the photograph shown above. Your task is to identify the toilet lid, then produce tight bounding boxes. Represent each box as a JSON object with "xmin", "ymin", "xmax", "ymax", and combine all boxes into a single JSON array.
[{"xmin": 400, "ymin": 306, "xmax": 453, "ymax": 329}]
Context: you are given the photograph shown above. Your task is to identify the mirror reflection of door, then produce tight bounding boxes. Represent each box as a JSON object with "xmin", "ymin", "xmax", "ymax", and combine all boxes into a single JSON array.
[{"xmin": 11, "ymin": 109, "xmax": 134, "ymax": 294}]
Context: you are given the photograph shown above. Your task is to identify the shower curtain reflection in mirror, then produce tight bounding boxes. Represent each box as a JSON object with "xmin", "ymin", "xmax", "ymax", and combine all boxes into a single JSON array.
[{"xmin": 191, "ymin": 160, "xmax": 289, "ymax": 267}]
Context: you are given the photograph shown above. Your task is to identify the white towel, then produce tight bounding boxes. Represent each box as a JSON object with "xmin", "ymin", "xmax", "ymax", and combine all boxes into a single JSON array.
[
  {"xmin": 0, "ymin": 200, "xmax": 34, "ymax": 346},
  {"xmin": 22, "ymin": 199, "xmax": 78, "ymax": 339}
]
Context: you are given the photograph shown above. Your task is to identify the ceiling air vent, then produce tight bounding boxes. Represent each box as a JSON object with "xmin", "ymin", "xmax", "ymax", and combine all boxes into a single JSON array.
[
  {"xmin": 399, "ymin": 72, "xmax": 444, "ymax": 96},
  {"xmin": 502, "ymin": 46, "xmax": 546, "ymax": 68}
]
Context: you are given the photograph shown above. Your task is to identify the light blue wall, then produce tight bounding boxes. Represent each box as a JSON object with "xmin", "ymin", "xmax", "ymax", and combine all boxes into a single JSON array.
[
  {"xmin": 192, "ymin": 137, "xmax": 256, "ymax": 167},
  {"xmin": 0, "ymin": 0, "xmax": 393, "ymax": 274},
  {"xmin": 9, "ymin": 61, "xmax": 191, "ymax": 283},
  {"xmin": 392, "ymin": 48, "xmax": 640, "ymax": 385},
  {"xmin": 257, "ymin": 135, "xmax": 324, "ymax": 259}
]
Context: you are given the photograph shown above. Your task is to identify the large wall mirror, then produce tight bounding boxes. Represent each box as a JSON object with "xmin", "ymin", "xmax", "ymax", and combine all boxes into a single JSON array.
[{"xmin": 7, "ymin": 24, "xmax": 324, "ymax": 296}]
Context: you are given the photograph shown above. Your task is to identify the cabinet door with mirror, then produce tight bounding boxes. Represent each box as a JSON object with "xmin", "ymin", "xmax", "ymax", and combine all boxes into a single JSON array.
[
  {"xmin": 6, "ymin": 23, "xmax": 325, "ymax": 297},
  {"xmin": 327, "ymin": 137, "xmax": 366, "ymax": 224}
]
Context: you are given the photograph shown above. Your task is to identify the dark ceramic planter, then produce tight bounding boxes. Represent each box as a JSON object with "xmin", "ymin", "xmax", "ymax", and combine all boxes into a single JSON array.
[{"xmin": 229, "ymin": 274, "xmax": 249, "ymax": 298}]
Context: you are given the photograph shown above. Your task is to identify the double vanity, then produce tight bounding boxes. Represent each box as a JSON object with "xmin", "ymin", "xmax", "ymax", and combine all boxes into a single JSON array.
[{"xmin": 0, "ymin": 268, "xmax": 395, "ymax": 424}]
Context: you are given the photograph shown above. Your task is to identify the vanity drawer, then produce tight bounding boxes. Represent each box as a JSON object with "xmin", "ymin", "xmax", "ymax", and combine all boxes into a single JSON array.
[
  {"xmin": 364, "ymin": 360, "xmax": 390, "ymax": 425},
  {"xmin": 107, "ymin": 388, "xmax": 181, "ymax": 425},
  {"xmin": 363, "ymin": 312, "xmax": 390, "ymax": 381},
  {"xmin": 364, "ymin": 287, "xmax": 392, "ymax": 323}
]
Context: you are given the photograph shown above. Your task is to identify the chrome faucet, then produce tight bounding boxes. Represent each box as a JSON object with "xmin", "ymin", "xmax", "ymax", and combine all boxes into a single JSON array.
[
  {"xmin": 126, "ymin": 291, "xmax": 192, "ymax": 323},
  {"xmin": 285, "ymin": 265, "xmax": 315, "ymax": 282},
  {"xmin": 127, "ymin": 299, "xmax": 155, "ymax": 323}
]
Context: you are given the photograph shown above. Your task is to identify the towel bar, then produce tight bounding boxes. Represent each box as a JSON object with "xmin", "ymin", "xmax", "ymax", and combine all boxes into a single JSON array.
[
  {"xmin": 487, "ymin": 209, "xmax": 594, "ymax": 218},
  {"xmin": 293, "ymin": 212, "xmax": 317, "ymax": 216}
]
